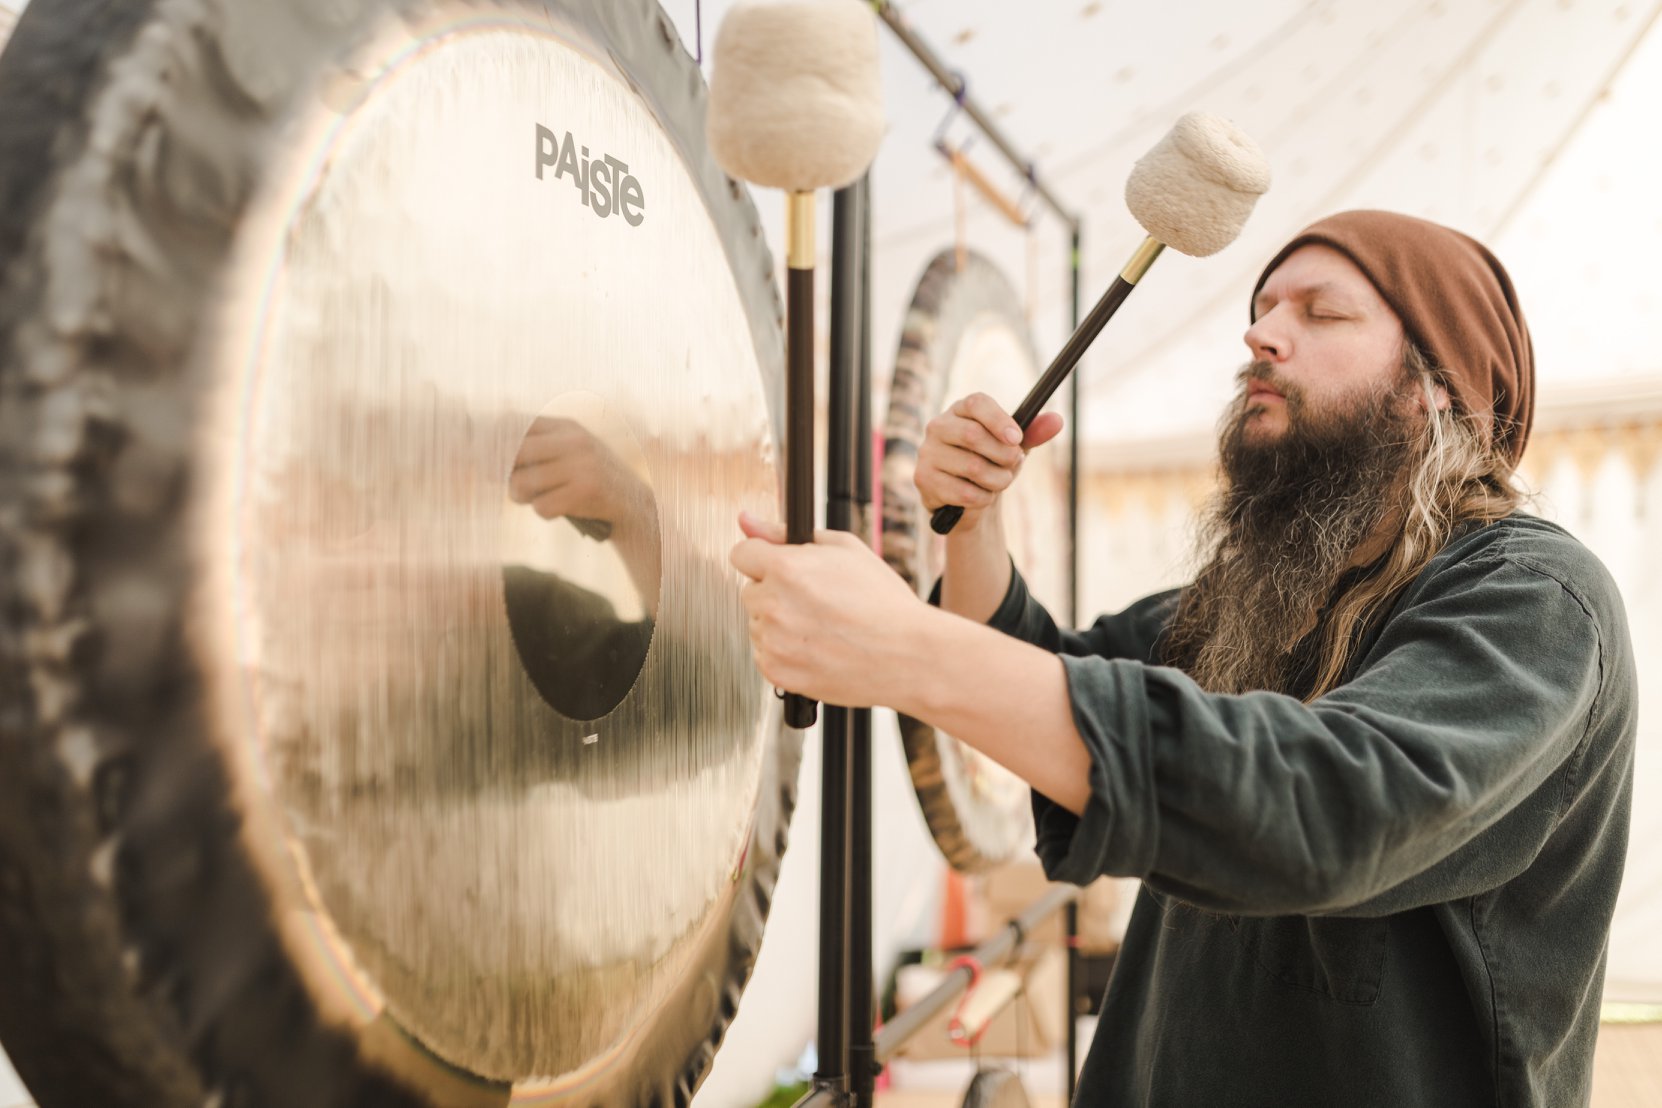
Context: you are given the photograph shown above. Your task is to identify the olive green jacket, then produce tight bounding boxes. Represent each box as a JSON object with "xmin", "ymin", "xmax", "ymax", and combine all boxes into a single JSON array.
[{"xmin": 988, "ymin": 515, "xmax": 1635, "ymax": 1106}]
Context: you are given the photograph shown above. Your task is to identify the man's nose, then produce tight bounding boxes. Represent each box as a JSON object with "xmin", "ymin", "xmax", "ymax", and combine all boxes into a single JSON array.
[{"xmin": 1243, "ymin": 309, "xmax": 1288, "ymax": 363}]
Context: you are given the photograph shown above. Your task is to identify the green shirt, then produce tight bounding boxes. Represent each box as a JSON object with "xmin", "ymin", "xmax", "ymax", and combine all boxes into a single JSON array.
[{"xmin": 985, "ymin": 515, "xmax": 1635, "ymax": 1106}]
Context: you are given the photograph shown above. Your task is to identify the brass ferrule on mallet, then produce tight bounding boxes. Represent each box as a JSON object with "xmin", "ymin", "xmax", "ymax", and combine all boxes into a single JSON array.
[
  {"xmin": 1120, "ymin": 236, "xmax": 1166, "ymax": 284},
  {"xmin": 788, "ymin": 190, "xmax": 815, "ymax": 270}
]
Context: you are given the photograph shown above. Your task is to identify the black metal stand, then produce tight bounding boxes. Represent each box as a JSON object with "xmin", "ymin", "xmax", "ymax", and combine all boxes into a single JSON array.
[
  {"xmin": 846, "ymin": 179, "xmax": 878, "ymax": 1108},
  {"xmin": 871, "ymin": 2, "xmax": 1075, "ymax": 229},
  {"xmin": 809, "ymin": 173, "xmax": 874, "ymax": 1107},
  {"xmin": 1064, "ymin": 226, "xmax": 1084, "ymax": 1106},
  {"xmin": 812, "ymin": 707, "xmax": 851, "ymax": 1103}
]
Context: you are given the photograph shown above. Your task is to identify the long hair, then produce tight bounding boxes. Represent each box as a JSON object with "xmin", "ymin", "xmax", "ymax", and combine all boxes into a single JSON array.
[
  {"xmin": 1301, "ymin": 346, "xmax": 1525, "ymax": 697},
  {"xmin": 1166, "ymin": 344, "xmax": 1527, "ymax": 700}
]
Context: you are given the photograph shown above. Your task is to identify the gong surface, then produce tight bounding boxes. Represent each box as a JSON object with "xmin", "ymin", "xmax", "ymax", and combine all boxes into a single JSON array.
[
  {"xmin": 881, "ymin": 249, "xmax": 1068, "ymax": 872},
  {"xmin": 0, "ymin": 1, "xmax": 791, "ymax": 1104}
]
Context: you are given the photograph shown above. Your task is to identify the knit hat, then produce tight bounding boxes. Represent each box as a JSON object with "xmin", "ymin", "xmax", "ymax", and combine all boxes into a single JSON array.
[{"xmin": 1250, "ymin": 210, "xmax": 1534, "ymax": 466}]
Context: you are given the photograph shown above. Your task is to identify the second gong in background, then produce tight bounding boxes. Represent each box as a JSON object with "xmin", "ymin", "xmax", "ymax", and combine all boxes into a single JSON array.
[{"xmin": 881, "ymin": 249, "xmax": 1070, "ymax": 872}]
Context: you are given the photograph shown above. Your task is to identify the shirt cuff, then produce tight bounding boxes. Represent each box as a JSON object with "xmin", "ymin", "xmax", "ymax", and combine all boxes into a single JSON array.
[
  {"xmin": 1031, "ymin": 655, "xmax": 1161, "ymax": 887},
  {"xmin": 925, "ymin": 557, "xmax": 1028, "ymax": 634}
]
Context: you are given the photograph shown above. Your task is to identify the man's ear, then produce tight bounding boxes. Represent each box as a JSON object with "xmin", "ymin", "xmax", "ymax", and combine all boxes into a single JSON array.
[{"xmin": 1417, "ymin": 375, "xmax": 1453, "ymax": 413}]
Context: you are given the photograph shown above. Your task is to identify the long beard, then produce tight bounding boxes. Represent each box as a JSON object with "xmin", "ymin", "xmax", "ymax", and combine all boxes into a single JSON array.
[{"xmin": 1164, "ymin": 362, "xmax": 1423, "ymax": 695}]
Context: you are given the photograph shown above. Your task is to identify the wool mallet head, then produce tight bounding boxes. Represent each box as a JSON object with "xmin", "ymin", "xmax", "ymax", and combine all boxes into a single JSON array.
[
  {"xmin": 706, "ymin": 0, "xmax": 885, "ymax": 192},
  {"xmin": 1125, "ymin": 112, "xmax": 1270, "ymax": 257}
]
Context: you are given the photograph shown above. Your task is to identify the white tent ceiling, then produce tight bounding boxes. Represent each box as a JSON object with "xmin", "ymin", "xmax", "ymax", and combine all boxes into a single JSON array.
[
  {"xmin": 666, "ymin": 0, "xmax": 1662, "ymax": 446},
  {"xmin": 8, "ymin": 0, "xmax": 1657, "ymax": 439}
]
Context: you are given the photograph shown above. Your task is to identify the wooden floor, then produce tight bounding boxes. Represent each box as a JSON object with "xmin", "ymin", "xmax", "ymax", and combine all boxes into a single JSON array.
[
  {"xmin": 876, "ymin": 1094, "xmax": 1064, "ymax": 1108},
  {"xmin": 1590, "ymin": 1021, "xmax": 1662, "ymax": 1108},
  {"xmin": 876, "ymin": 1020, "xmax": 1662, "ymax": 1108},
  {"xmin": 2, "ymin": 1023, "xmax": 1658, "ymax": 1106}
]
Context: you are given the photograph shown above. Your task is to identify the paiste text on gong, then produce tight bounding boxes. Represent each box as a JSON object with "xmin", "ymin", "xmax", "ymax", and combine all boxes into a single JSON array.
[{"xmin": 536, "ymin": 124, "xmax": 646, "ymax": 226}]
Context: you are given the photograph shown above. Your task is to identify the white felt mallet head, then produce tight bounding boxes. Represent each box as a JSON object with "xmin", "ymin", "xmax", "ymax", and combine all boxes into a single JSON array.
[
  {"xmin": 705, "ymin": 0, "xmax": 884, "ymax": 730},
  {"xmin": 706, "ymin": 0, "xmax": 885, "ymax": 193},
  {"xmin": 1124, "ymin": 111, "xmax": 1270, "ymax": 258},
  {"xmin": 929, "ymin": 113, "xmax": 1272, "ymax": 537}
]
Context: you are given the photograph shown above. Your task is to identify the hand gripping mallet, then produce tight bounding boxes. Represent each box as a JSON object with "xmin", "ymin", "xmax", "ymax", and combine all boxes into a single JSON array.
[
  {"xmin": 708, "ymin": 0, "xmax": 885, "ymax": 728},
  {"xmin": 931, "ymin": 111, "xmax": 1270, "ymax": 534}
]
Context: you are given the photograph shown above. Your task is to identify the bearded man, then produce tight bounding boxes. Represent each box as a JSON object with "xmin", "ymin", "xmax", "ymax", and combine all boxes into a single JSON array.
[{"xmin": 729, "ymin": 210, "xmax": 1635, "ymax": 1106}]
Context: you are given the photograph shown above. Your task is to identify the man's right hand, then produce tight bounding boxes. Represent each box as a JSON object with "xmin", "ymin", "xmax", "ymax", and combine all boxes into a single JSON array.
[{"xmin": 916, "ymin": 392, "xmax": 1065, "ymax": 531}]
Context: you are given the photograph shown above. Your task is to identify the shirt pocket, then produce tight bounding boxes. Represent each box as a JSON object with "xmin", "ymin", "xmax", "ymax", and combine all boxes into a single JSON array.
[{"xmin": 1230, "ymin": 915, "xmax": 1389, "ymax": 1006}]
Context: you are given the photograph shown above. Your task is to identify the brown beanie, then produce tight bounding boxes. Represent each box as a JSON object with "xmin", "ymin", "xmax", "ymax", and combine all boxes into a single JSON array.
[{"xmin": 1250, "ymin": 210, "xmax": 1534, "ymax": 467}]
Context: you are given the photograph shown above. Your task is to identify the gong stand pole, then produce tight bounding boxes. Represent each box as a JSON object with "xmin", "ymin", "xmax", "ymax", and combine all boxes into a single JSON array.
[
  {"xmin": 1064, "ymin": 225, "xmax": 1084, "ymax": 1107},
  {"xmin": 847, "ymin": 175, "xmax": 877, "ymax": 1108},
  {"xmin": 871, "ymin": 0, "xmax": 1075, "ymax": 231},
  {"xmin": 809, "ymin": 173, "xmax": 874, "ymax": 1107}
]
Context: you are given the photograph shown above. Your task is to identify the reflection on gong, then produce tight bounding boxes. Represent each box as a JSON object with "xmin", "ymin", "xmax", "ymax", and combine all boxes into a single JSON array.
[
  {"xmin": 0, "ymin": 1, "xmax": 793, "ymax": 1104},
  {"xmin": 882, "ymin": 249, "xmax": 1069, "ymax": 872},
  {"xmin": 503, "ymin": 392, "xmax": 661, "ymax": 722},
  {"xmin": 225, "ymin": 20, "xmax": 778, "ymax": 1085}
]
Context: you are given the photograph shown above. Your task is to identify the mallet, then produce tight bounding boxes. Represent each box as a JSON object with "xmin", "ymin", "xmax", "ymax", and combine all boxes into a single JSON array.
[
  {"xmin": 930, "ymin": 111, "xmax": 1270, "ymax": 534},
  {"xmin": 708, "ymin": 0, "xmax": 885, "ymax": 728}
]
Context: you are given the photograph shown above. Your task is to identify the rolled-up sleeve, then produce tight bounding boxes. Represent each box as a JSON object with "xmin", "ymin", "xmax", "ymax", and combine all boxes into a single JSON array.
[
  {"xmin": 945, "ymin": 567, "xmax": 1179, "ymax": 886},
  {"xmin": 970, "ymin": 563, "xmax": 1179, "ymax": 662},
  {"xmin": 1002, "ymin": 554, "xmax": 1609, "ymax": 917}
]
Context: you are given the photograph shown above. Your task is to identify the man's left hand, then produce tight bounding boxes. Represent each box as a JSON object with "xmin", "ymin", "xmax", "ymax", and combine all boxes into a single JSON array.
[{"xmin": 729, "ymin": 511, "xmax": 931, "ymax": 709}]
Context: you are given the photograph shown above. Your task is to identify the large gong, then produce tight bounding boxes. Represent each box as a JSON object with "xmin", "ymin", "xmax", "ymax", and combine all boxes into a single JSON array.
[
  {"xmin": 0, "ymin": 1, "xmax": 794, "ymax": 1104},
  {"xmin": 881, "ymin": 250, "xmax": 1069, "ymax": 872}
]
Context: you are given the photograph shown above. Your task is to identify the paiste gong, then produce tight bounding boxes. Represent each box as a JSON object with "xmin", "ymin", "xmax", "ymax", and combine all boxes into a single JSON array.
[
  {"xmin": 0, "ymin": 1, "xmax": 794, "ymax": 1105},
  {"xmin": 882, "ymin": 250, "xmax": 1070, "ymax": 873}
]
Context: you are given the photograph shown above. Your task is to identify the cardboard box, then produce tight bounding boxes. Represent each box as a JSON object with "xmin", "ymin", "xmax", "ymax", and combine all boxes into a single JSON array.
[
  {"xmin": 976, "ymin": 858, "xmax": 1119, "ymax": 954},
  {"xmin": 893, "ymin": 944, "xmax": 1066, "ymax": 1061}
]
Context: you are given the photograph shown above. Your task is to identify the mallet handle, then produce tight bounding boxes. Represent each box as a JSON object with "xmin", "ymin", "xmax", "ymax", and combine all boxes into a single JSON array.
[
  {"xmin": 784, "ymin": 194, "xmax": 818, "ymax": 729},
  {"xmin": 930, "ymin": 237, "xmax": 1165, "ymax": 535}
]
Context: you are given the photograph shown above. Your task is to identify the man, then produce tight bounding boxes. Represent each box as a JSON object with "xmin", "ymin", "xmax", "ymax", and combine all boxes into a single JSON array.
[{"xmin": 730, "ymin": 210, "xmax": 1636, "ymax": 1106}]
